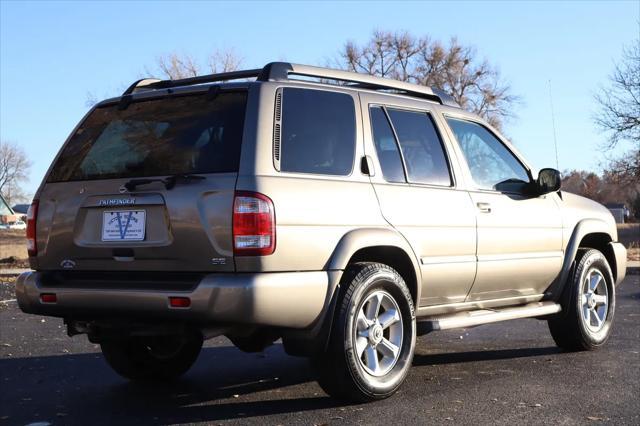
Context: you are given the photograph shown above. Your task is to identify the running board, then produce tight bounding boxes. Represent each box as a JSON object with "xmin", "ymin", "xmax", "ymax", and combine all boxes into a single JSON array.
[{"xmin": 417, "ymin": 301, "xmax": 561, "ymax": 334}]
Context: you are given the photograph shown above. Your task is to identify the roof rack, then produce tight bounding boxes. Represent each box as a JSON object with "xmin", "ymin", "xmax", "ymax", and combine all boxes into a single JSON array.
[
  {"xmin": 121, "ymin": 69, "xmax": 263, "ymax": 95},
  {"xmin": 122, "ymin": 62, "xmax": 459, "ymax": 107}
]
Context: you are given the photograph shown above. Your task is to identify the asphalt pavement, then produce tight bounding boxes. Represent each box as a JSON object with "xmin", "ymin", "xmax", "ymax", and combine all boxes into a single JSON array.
[{"xmin": 0, "ymin": 276, "xmax": 638, "ymax": 426}]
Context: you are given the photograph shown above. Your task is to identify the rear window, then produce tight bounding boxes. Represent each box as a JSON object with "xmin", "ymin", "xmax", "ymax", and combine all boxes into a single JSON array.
[
  {"xmin": 47, "ymin": 91, "xmax": 247, "ymax": 182},
  {"xmin": 279, "ymin": 88, "xmax": 356, "ymax": 176}
]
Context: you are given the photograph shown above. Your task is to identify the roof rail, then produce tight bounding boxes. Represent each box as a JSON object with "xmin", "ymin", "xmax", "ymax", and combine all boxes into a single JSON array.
[
  {"xmin": 257, "ymin": 62, "xmax": 458, "ymax": 106},
  {"xmin": 122, "ymin": 69, "xmax": 263, "ymax": 95},
  {"xmin": 122, "ymin": 62, "xmax": 459, "ymax": 107}
]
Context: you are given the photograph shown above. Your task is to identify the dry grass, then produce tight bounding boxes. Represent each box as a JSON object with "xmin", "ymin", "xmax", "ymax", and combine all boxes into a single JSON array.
[
  {"xmin": 617, "ymin": 223, "xmax": 639, "ymax": 250},
  {"xmin": 622, "ymin": 224, "xmax": 640, "ymax": 261},
  {"xmin": 0, "ymin": 229, "xmax": 28, "ymax": 263}
]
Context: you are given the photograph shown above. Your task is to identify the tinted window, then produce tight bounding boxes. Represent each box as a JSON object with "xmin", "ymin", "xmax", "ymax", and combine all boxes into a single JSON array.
[
  {"xmin": 446, "ymin": 118, "xmax": 529, "ymax": 191},
  {"xmin": 386, "ymin": 109, "xmax": 452, "ymax": 186},
  {"xmin": 370, "ymin": 107, "xmax": 405, "ymax": 183},
  {"xmin": 280, "ymin": 88, "xmax": 355, "ymax": 175},
  {"xmin": 48, "ymin": 92, "xmax": 247, "ymax": 182}
]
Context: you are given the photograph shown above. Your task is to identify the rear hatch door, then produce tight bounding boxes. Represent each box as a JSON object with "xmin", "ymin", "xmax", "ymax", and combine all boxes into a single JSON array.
[{"xmin": 35, "ymin": 89, "xmax": 247, "ymax": 272}]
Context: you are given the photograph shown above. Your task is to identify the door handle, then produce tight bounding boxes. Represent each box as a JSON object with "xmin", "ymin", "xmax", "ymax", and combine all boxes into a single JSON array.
[{"xmin": 476, "ymin": 202, "xmax": 492, "ymax": 213}]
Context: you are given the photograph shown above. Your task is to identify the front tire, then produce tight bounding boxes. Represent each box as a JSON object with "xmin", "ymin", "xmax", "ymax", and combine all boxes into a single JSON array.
[
  {"xmin": 101, "ymin": 330, "xmax": 203, "ymax": 381},
  {"xmin": 548, "ymin": 249, "xmax": 615, "ymax": 351},
  {"xmin": 313, "ymin": 262, "xmax": 416, "ymax": 402}
]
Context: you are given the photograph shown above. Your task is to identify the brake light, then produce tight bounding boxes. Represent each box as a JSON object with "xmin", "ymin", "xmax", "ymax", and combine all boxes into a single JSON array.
[
  {"xmin": 233, "ymin": 191, "xmax": 275, "ymax": 256},
  {"xmin": 40, "ymin": 293, "xmax": 57, "ymax": 304},
  {"xmin": 26, "ymin": 200, "xmax": 39, "ymax": 257},
  {"xmin": 169, "ymin": 296, "xmax": 191, "ymax": 308}
]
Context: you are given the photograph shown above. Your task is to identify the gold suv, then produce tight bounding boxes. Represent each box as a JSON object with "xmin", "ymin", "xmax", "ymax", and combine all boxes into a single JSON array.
[{"xmin": 16, "ymin": 63, "xmax": 627, "ymax": 401}]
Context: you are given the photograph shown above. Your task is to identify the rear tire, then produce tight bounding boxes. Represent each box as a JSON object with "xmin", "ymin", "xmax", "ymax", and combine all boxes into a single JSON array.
[
  {"xmin": 313, "ymin": 262, "xmax": 416, "ymax": 402},
  {"xmin": 548, "ymin": 249, "xmax": 615, "ymax": 351},
  {"xmin": 101, "ymin": 330, "xmax": 203, "ymax": 381}
]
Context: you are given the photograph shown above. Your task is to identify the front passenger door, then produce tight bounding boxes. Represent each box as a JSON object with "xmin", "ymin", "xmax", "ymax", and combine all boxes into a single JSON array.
[{"xmin": 445, "ymin": 117, "xmax": 563, "ymax": 301}]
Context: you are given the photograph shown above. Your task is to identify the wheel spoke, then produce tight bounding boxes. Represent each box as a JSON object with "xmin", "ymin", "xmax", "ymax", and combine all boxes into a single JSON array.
[
  {"xmin": 584, "ymin": 270, "xmax": 593, "ymax": 294},
  {"xmin": 365, "ymin": 293, "xmax": 383, "ymax": 321},
  {"xmin": 592, "ymin": 294, "xmax": 607, "ymax": 306},
  {"xmin": 583, "ymin": 305, "xmax": 591, "ymax": 324},
  {"xmin": 581, "ymin": 294, "xmax": 589, "ymax": 307},
  {"xmin": 378, "ymin": 309, "xmax": 400, "ymax": 329},
  {"xmin": 377, "ymin": 338, "xmax": 399, "ymax": 359},
  {"xmin": 364, "ymin": 345, "xmax": 379, "ymax": 372},
  {"xmin": 591, "ymin": 310, "xmax": 603, "ymax": 328},
  {"xmin": 357, "ymin": 310, "xmax": 371, "ymax": 332},
  {"xmin": 590, "ymin": 273, "xmax": 602, "ymax": 292},
  {"xmin": 355, "ymin": 336, "xmax": 368, "ymax": 357}
]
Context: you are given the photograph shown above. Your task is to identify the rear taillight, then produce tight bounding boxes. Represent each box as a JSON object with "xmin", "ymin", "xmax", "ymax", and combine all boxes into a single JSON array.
[
  {"xmin": 40, "ymin": 293, "xmax": 57, "ymax": 304},
  {"xmin": 26, "ymin": 200, "xmax": 39, "ymax": 257},
  {"xmin": 169, "ymin": 296, "xmax": 191, "ymax": 308},
  {"xmin": 232, "ymin": 191, "xmax": 275, "ymax": 256}
]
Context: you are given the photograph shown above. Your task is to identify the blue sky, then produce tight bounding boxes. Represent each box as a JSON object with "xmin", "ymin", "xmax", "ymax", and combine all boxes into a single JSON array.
[{"xmin": 1, "ymin": 0, "xmax": 638, "ymax": 197}]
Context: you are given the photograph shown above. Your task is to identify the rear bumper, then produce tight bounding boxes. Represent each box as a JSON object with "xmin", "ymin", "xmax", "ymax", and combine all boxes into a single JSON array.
[
  {"xmin": 16, "ymin": 271, "xmax": 333, "ymax": 328},
  {"xmin": 610, "ymin": 242, "xmax": 627, "ymax": 285}
]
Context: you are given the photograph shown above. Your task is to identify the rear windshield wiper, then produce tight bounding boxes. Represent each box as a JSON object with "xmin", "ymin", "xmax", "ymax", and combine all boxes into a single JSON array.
[{"xmin": 124, "ymin": 174, "xmax": 206, "ymax": 191}]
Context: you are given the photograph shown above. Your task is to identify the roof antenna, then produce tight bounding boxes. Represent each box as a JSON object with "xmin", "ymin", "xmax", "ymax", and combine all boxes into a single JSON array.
[{"xmin": 548, "ymin": 80, "xmax": 560, "ymax": 170}]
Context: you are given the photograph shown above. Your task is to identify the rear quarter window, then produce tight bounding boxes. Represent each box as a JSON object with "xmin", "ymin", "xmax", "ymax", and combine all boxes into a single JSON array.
[
  {"xmin": 47, "ymin": 91, "xmax": 247, "ymax": 182},
  {"xmin": 279, "ymin": 88, "xmax": 356, "ymax": 176}
]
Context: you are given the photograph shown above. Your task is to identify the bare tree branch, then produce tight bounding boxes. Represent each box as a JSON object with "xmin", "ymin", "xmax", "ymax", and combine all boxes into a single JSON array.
[
  {"xmin": 594, "ymin": 38, "xmax": 640, "ymax": 149},
  {"xmin": 0, "ymin": 141, "xmax": 32, "ymax": 205},
  {"xmin": 335, "ymin": 31, "xmax": 519, "ymax": 130},
  {"xmin": 150, "ymin": 48, "xmax": 242, "ymax": 80},
  {"xmin": 208, "ymin": 48, "xmax": 243, "ymax": 74}
]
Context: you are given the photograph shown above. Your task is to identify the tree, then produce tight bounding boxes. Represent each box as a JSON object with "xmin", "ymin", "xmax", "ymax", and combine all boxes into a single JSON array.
[
  {"xmin": 594, "ymin": 38, "xmax": 640, "ymax": 182},
  {"xmin": 562, "ymin": 167, "xmax": 640, "ymax": 220},
  {"xmin": 155, "ymin": 52, "xmax": 200, "ymax": 79},
  {"xmin": 149, "ymin": 48, "xmax": 243, "ymax": 80},
  {"xmin": 337, "ymin": 30, "xmax": 518, "ymax": 130},
  {"xmin": 594, "ymin": 38, "xmax": 640, "ymax": 149},
  {"xmin": 561, "ymin": 170, "xmax": 605, "ymax": 203},
  {"xmin": 0, "ymin": 141, "xmax": 32, "ymax": 205}
]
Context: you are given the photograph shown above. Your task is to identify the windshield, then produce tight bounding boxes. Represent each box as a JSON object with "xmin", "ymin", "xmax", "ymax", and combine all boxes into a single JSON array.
[{"xmin": 47, "ymin": 91, "xmax": 247, "ymax": 182}]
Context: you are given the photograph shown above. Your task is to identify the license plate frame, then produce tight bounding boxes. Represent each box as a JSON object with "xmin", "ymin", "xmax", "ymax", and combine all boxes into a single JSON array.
[{"xmin": 101, "ymin": 210, "xmax": 146, "ymax": 242}]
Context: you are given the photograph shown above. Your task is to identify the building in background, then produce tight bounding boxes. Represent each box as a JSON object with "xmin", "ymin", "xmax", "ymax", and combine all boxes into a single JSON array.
[
  {"xmin": 0, "ymin": 194, "xmax": 20, "ymax": 224},
  {"xmin": 11, "ymin": 204, "xmax": 29, "ymax": 221},
  {"xmin": 605, "ymin": 203, "xmax": 630, "ymax": 224}
]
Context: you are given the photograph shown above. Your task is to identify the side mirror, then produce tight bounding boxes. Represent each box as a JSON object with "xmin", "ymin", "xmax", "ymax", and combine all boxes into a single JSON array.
[{"xmin": 536, "ymin": 168, "xmax": 561, "ymax": 194}]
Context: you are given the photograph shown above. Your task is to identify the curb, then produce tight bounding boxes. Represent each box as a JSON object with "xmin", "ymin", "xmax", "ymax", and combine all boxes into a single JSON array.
[
  {"xmin": 0, "ymin": 269, "xmax": 31, "ymax": 277},
  {"xmin": 627, "ymin": 267, "xmax": 639, "ymax": 275}
]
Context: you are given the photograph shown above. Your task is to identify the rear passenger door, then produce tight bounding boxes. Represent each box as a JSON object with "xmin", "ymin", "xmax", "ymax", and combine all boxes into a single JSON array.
[
  {"xmin": 236, "ymin": 85, "xmax": 388, "ymax": 273},
  {"xmin": 360, "ymin": 93, "xmax": 477, "ymax": 307}
]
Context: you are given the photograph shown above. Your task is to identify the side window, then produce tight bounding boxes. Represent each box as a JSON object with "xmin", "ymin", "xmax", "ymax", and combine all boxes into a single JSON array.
[
  {"xmin": 369, "ymin": 107, "xmax": 405, "ymax": 183},
  {"xmin": 446, "ymin": 118, "xmax": 529, "ymax": 191},
  {"xmin": 279, "ymin": 88, "xmax": 356, "ymax": 176},
  {"xmin": 386, "ymin": 109, "xmax": 452, "ymax": 186}
]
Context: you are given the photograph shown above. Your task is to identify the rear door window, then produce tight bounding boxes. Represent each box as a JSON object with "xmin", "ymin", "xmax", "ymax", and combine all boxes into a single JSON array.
[
  {"xmin": 279, "ymin": 88, "xmax": 356, "ymax": 176},
  {"xmin": 47, "ymin": 91, "xmax": 247, "ymax": 182},
  {"xmin": 369, "ymin": 107, "xmax": 406, "ymax": 183},
  {"xmin": 386, "ymin": 109, "xmax": 452, "ymax": 186}
]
